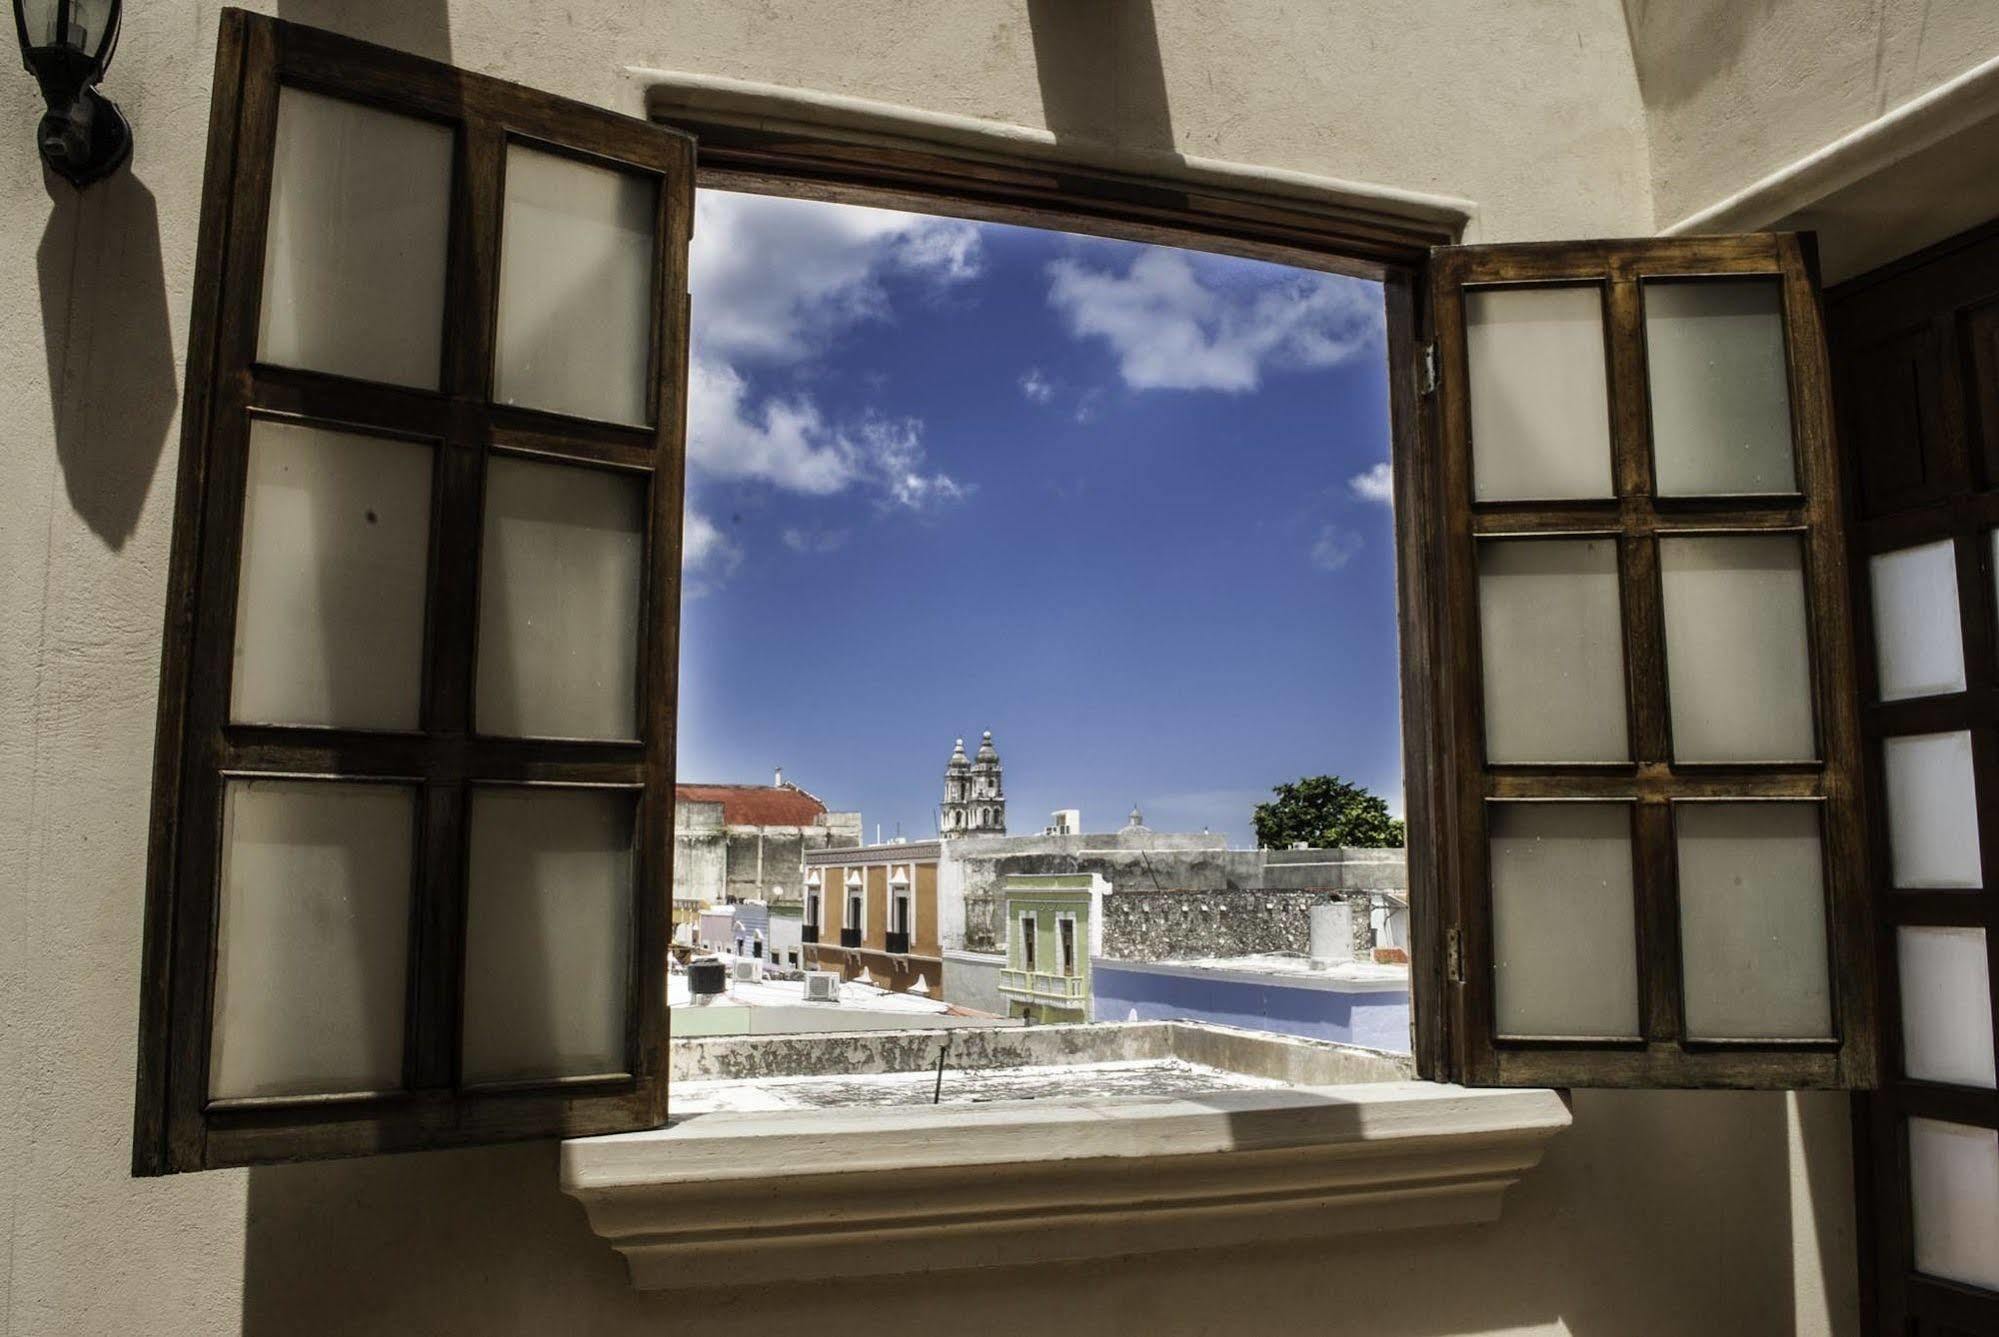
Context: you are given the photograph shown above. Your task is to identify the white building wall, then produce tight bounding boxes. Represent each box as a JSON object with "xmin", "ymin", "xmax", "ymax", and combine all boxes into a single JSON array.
[{"xmin": 2, "ymin": 2, "xmax": 1949, "ymax": 1334}]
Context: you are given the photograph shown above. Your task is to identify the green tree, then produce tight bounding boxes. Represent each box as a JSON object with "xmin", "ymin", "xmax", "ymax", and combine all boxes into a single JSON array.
[{"xmin": 1253, "ymin": 775, "xmax": 1404, "ymax": 849}]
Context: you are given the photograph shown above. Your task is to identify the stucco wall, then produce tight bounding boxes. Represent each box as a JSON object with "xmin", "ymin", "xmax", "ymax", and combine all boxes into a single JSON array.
[
  {"xmin": 1625, "ymin": 0, "xmax": 1999, "ymax": 227},
  {"xmin": 0, "ymin": 2, "xmax": 1879, "ymax": 1335}
]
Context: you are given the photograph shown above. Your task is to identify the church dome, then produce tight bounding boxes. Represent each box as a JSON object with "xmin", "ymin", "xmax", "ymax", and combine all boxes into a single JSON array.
[
  {"xmin": 946, "ymin": 737, "xmax": 969, "ymax": 771},
  {"xmin": 974, "ymin": 729, "xmax": 1000, "ymax": 764}
]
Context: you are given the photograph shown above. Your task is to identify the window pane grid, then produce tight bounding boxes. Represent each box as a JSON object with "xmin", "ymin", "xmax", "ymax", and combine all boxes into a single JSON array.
[
  {"xmin": 1438, "ymin": 238, "xmax": 1866, "ymax": 1086},
  {"xmin": 139, "ymin": 11, "xmax": 691, "ymax": 1171},
  {"xmin": 1856, "ymin": 517, "xmax": 1999, "ymax": 1209}
]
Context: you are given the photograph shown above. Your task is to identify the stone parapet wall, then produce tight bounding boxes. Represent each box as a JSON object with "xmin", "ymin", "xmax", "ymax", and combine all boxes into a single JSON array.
[
  {"xmin": 1102, "ymin": 887, "xmax": 1381, "ymax": 961},
  {"xmin": 956, "ymin": 845, "xmax": 1407, "ymax": 953}
]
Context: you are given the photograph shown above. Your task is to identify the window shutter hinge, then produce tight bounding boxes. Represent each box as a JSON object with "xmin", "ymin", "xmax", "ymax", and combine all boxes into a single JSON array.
[
  {"xmin": 1445, "ymin": 926, "xmax": 1463, "ymax": 984},
  {"xmin": 1420, "ymin": 342, "xmax": 1438, "ymax": 396}
]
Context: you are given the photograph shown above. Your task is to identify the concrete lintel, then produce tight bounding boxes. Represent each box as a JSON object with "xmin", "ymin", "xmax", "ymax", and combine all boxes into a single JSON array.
[
  {"xmin": 629, "ymin": 67, "xmax": 1478, "ymax": 243},
  {"xmin": 561, "ymin": 1081, "xmax": 1569, "ymax": 1289}
]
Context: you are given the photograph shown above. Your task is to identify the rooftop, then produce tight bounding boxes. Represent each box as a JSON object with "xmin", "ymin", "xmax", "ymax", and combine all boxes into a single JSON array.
[
  {"xmin": 1102, "ymin": 952, "xmax": 1411, "ymax": 993},
  {"xmin": 675, "ymin": 782, "xmax": 829, "ymax": 827},
  {"xmin": 668, "ymin": 969, "xmax": 960, "ymax": 1015},
  {"xmin": 669, "ymin": 1056, "xmax": 1289, "ymax": 1114}
]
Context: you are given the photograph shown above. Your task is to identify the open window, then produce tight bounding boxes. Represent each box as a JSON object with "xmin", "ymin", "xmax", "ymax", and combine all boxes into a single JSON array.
[
  {"xmin": 1427, "ymin": 236, "xmax": 1876, "ymax": 1088},
  {"xmin": 134, "ymin": 10, "xmax": 691, "ymax": 1173},
  {"xmin": 137, "ymin": 12, "xmax": 1885, "ymax": 1177}
]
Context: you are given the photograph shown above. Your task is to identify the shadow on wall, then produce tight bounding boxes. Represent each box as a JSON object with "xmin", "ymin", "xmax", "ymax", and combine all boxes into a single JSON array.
[
  {"xmin": 1025, "ymin": 0, "xmax": 1175, "ymax": 154},
  {"xmin": 274, "ymin": 0, "xmax": 453, "ymax": 63},
  {"xmin": 38, "ymin": 169, "xmax": 176, "ymax": 551},
  {"xmin": 240, "ymin": 1089, "xmax": 1854, "ymax": 1337},
  {"xmin": 1618, "ymin": 0, "xmax": 1772, "ymax": 110}
]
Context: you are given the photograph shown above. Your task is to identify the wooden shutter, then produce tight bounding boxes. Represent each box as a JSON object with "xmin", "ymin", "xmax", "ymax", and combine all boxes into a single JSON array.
[
  {"xmin": 134, "ymin": 10, "xmax": 692, "ymax": 1173},
  {"xmin": 1426, "ymin": 235, "xmax": 1877, "ymax": 1089},
  {"xmin": 1830, "ymin": 221, "xmax": 1999, "ymax": 1333}
]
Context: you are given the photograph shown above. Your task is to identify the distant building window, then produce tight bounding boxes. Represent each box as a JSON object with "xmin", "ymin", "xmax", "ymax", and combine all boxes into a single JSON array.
[
  {"xmin": 1059, "ymin": 917, "xmax": 1076, "ymax": 975},
  {"xmin": 1021, "ymin": 914, "xmax": 1037, "ymax": 973}
]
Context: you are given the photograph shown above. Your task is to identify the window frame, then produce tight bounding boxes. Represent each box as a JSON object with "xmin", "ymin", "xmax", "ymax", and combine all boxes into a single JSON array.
[
  {"xmin": 1428, "ymin": 236, "xmax": 1877, "ymax": 1089},
  {"xmin": 135, "ymin": 18, "xmax": 1891, "ymax": 1179},
  {"xmin": 660, "ymin": 109, "xmax": 1453, "ymax": 1078},
  {"xmin": 134, "ymin": 10, "xmax": 693, "ymax": 1174}
]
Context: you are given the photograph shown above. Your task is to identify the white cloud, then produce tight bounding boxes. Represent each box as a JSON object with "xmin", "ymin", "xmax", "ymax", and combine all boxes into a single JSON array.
[
  {"xmin": 1019, "ymin": 368, "xmax": 1055, "ymax": 404},
  {"xmin": 1348, "ymin": 461, "xmax": 1394, "ymax": 505},
  {"xmin": 687, "ymin": 358, "xmax": 852, "ymax": 494},
  {"xmin": 691, "ymin": 190, "xmax": 982, "ymax": 366},
  {"xmin": 681, "ymin": 506, "xmax": 741, "ymax": 594},
  {"xmin": 684, "ymin": 190, "xmax": 980, "ymax": 526},
  {"xmin": 782, "ymin": 526, "xmax": 851, "ymax": 554},
  {"xmin": 1310, "ymin": 524, "xmax": 1362, "ymax": 572},
  {"xmin": 1046, "ymin": 249, "xmax": 1381, "ymax": 393}
]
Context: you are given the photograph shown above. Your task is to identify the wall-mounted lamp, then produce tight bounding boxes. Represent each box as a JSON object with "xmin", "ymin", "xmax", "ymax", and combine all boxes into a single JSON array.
[{"xmin": 14, "ymin": 0, "xmax": 128, "ymax": 187}]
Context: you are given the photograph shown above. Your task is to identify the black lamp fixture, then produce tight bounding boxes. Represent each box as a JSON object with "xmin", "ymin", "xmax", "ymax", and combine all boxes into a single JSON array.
[{"xmin": 14, "ymin": 0, "xmax": 128, "ymax": 187}]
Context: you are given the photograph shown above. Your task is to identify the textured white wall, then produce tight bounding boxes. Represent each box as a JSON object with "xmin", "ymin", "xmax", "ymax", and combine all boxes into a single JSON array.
[
  {"xmin": 0, "ymin": 2, "xmax": 1902, "ymax": 1334},
  {"xmin": 1625, "ymin": 0, "xmax": 1999, "ymax": 226}
]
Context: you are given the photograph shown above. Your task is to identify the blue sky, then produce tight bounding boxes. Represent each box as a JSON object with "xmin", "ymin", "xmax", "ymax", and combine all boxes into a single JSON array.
[{"xmin": 676, "ymin": 189, "xmax": 1398, "ymax": 848}]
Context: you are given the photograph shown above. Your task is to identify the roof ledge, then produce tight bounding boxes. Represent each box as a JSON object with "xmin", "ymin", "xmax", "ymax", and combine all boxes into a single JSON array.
[{"xmin": 561, "ymin": 1081, "xmax": 1570, "ymax": 1289}]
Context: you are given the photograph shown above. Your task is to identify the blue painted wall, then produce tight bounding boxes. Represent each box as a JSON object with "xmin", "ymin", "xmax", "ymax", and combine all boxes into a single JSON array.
[{"xmin": 1091, "ymin": 963, "xmax": 1410, "ymax": 1053}]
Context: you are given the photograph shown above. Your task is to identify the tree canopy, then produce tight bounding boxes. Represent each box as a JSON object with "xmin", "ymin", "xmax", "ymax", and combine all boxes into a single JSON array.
[{"xmin": 1252, "ymin": 775, "xmax": 1404, "ymax": 849}]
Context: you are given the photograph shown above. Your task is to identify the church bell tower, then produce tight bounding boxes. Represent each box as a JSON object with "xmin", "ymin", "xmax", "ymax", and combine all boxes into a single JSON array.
[{"xmin": 941, "ymin": 731, "xmax": 1006, "ymax": 836}]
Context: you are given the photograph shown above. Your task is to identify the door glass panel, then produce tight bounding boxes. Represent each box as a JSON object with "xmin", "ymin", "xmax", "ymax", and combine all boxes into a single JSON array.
[
  {"xmin": 1465, "ymin": 286, "xmax": 1614, "ymax": 502},
  {"xmin": 1870, "ymin": 540, "xmax": 1966, "ymax": 701},
  {"xmin": 1643, "ymin": 279, "xmax": 1796, "ymax": 496},
  {"xmin": 209, "ymin": 779, "xmax": 414, "ymax": 1099},
  {"xmin": 475, "ymin": 455, "xmax": 645, "ymax": 740},
  {"xmin": 461, "ymin": 787, "xmax": 635, "ymax": 1084},
  {"xmin": 1675, "ymin": 802, "xmax": 1831, "ymax": 1040},
  {"xmin": 1909, "ymin": 1117, "xmax": 1999, "ymax": 1291},
  {"xmin": 1477, "ymin": 539, "xmax": 1629, "ymax": 763},
  {"xmin": 1489, "ymin": 802, "xmax": 1640, "ymax": 1038},
  {"xmin": 257, "ymin": 88, "xmax": 451, "ymax": 389},
  {"xmin": 1883, "ymin": 731, "xmax": 1983, "ymax": 888},
  {"xmin": 494, "ymin": 144, "xmax": 657, "ymax": 425},
  {"xmin": 231, "ymin": 420, "xmax": 432, "ymax": 731},
  {"xmin": 1660, "ymin": 534, "xmax": 1816, "ymax": 762},
  {"xmin": 1899, "ymin": 927, "xmax": 1997, "ymax": 1088}
]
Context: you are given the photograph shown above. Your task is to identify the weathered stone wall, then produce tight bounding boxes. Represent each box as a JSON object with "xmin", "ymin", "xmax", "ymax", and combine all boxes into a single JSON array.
[
  {"xmin": 677, "ymin": 814, "xmax": 862, "ymax": 909},
  {"xmin": 957, "ymin": 845, "xmax": 1406, "ymax": 953},
  {"xmin": 1101, "ymin": 889, "xmax": 1376, "ymax": 961}
]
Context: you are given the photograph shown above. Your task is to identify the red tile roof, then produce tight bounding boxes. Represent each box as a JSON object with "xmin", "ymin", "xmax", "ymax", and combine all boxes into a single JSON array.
[{"xmin": 675, "ymin": 783, "xmax": 829, "ymax": 827}]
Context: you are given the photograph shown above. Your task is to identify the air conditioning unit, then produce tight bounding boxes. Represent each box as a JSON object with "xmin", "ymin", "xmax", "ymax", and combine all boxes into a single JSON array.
[
  {"xmin": 731, "ymin": 957, "xmax": 761, "ymax": 983},
  {"xmin": 802, "ymin": 970, "xmax": 840, "ymax": 1002}
]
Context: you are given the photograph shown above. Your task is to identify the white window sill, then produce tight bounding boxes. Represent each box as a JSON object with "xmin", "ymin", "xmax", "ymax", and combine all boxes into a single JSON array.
[{"xmin": 562, "ymin": 1076, "xmax": 1571, "ymax": 1288}]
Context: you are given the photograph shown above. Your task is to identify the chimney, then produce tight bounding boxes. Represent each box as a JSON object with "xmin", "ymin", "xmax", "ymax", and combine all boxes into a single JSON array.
[{"xmin": 774, "ymin": 766, "xmax": 785, "ymax": 788}]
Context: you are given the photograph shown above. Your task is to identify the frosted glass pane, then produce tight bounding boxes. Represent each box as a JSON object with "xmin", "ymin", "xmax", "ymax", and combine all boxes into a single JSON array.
[
  {"xmin": 210, "ymin": 780, "xmax": 414, "ymax": 1099},
  {"xmin": 1465, "ymin": 286, "xmax": 1614, "ymax": 501},
  {"xmin": 1478, "ymin": 539, "xmax": 1629, "ymax": 763},
  {"xmin": 257, "ymin": 88, "xmax": 451, "ymax": 388},
  {"xmin": 1675, "ymin": 803, "xmax": 1831, "ymax": 1040},
  {"xmin": 1883, "ymin": 731, "xmax": 1983, "ymax": 888},
  {"xmin": 1643, "ymin": 280, "xmax": 1796, "ymax": 496},
  {"xmin": 1871, "ymin": 541, "xmax": 1966, "ymax": 701},
  {"xmin": 494, "ymin": 146, "xmax": 657, "ymax": 425},
  {"xmin": 1660, "ymin": 534, "xmax": 1816, "ymax": 762},
  {"xmin": 231, "ymin": 420, "xmax": 432, "ymax": 730},
  {"xmin": 1899, "ymin": 927, "xmax": 1997, "ymax": 1087},
  {"xmin": 1489, "ymin": 803, "xmax": 1639, "ymax": 1038},
  {"xmin": 1909, "ymin": 1117, "xmax": 1999, "ymax": 1290},
  {"xmin": 462, "ymin": 787, "xmax": 634, "ymax": 1084},
  {"xmin": 475, "ymin": 456, "xmax": 644, "ymax": 740}
]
